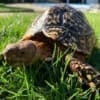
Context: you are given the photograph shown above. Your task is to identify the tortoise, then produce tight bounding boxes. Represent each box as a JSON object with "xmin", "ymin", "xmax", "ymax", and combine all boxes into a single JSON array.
[{"xmin": 1, "ymin": 5, "xmax": 100, "ymax": 90}]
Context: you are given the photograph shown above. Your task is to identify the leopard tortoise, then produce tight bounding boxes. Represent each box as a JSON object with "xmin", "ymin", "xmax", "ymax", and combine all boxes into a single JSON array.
[{"xmin": 1, "ymin": 5, "xmax": 100, "ymax": 90}]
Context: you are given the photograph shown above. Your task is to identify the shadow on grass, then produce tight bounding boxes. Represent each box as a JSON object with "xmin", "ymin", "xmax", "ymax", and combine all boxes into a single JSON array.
[
  {"xmin": 88, "ymin": 48, "xmax": 100, "ymax": 71},
  {"xmin": 0, "ymin": 4, "xmax": 34, "ymax": 12}
]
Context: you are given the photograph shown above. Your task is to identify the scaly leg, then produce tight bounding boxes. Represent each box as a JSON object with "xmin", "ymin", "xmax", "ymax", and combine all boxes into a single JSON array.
[{"xmin": 69, "ymin": 58, "xmax": 100, "ymax": 91}]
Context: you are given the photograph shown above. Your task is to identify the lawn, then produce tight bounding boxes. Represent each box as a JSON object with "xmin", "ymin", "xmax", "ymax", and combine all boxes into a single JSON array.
[
  {"xmin": 0, "ymin": 4, "xmax": 34, "ymax": 12},
  {"xmin": 0, "ymin": 12, "xmax": 100, "ymax": 99}
]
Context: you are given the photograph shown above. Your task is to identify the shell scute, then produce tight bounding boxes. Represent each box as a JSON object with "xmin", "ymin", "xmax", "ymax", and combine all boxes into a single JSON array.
[{"xmin": 29, "ymin": 5, "xmax": 96, "ymax": 54}]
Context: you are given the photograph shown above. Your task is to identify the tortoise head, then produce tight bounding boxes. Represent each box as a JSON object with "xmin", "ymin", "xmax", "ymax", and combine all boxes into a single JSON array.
[{"xmin": 1, "ymin": 40, "xmax": 38, "ymax": 66}]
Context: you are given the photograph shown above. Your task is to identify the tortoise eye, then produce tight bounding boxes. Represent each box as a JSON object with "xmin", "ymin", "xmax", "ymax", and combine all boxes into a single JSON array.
[{"xmin": 20, "ymin": 51, "xmax": 25, "ymax": 55}]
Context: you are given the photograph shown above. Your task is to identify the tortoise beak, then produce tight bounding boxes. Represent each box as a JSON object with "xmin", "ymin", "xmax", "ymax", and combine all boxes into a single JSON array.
[
  {"xmin": 0, "ymin": 53, "xmax": 4, "ymax": 61},
  {"xmin": 0, "ymin": 44, "xmax": 15, "ymax": 63},
  {"xmin": 1, "ymin": 44, "xmax": 17, "ymax": 62},
  {"xmin": 0, "ymin": 53, "xmax": 6, "ymax": 66}
]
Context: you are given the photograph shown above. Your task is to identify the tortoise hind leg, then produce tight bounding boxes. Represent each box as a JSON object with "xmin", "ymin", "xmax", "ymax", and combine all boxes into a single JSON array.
[{"xmin": 69, "ymin": 55, "xmax": 100, "ymax": 91}]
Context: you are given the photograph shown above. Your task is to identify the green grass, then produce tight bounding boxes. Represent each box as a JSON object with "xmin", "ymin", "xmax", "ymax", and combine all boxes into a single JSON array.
[
  {"xmin": 85, "ymin": 13, "xmax": 100, "ymax": 70},
  {"xmin": 85, "ymin": 13, "xmax": 100, "ymax": 41},
  {"xmin": 0, "ymin": 12, "xmax": 100, "ymax": 99},
  {"xmin": 0, "ymin": 4, "xmax": 34, "ymax": 12}
]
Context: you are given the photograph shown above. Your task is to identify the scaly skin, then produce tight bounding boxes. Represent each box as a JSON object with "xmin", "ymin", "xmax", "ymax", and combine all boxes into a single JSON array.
[{"xmin": 70, "ymin": 58, "xmax": 100, "ymax": 91}]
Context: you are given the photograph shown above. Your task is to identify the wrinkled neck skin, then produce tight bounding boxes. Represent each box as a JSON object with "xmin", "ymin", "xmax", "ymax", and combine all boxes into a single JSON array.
[
  {"xmin": 32, "ymin": 40, "xmax": 53, "ymax": 61},
  {"xmin": 22, "ymin": 32, "xmax": 54, "ymax": 62}
]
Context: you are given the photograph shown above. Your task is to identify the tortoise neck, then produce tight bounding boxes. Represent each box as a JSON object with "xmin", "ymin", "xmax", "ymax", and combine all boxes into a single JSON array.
[{"xmin": 32, "ymin": 40, "xmax": 53, "ymax": 61}]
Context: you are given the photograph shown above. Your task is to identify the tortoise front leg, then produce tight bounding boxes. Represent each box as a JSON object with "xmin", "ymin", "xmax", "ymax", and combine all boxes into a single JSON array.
[{"xmin": 69, "ymin": 58, "xmax": 100, "ymax": 91}]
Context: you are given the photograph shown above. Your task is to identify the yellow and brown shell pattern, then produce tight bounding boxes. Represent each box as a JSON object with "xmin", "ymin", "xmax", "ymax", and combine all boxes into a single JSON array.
[{"xmin": 42, "ymin": 5, "xmax": 96, "ymax": 55}]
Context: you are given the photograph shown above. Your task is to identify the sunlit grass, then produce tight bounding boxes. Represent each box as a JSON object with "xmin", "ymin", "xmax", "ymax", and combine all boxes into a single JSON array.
[
  {"xmin": 0, "ymin": 4, "xmax": 34, "ymax": 12},
  {"xmin": 85, "ymin": 13, "xmax": 100, "ymax": 44},
  {"xmin": 0, "ymin": 13, "xmax": 39, "ymax": 51},
  {"xmin": 0, "ymin": 12, "xmax": 100, "ymax": 99}
]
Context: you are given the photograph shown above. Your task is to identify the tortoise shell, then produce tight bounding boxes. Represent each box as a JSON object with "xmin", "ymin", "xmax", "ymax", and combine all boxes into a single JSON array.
[{"xmin": 29, "ymin": 5, "xmax": 96, "ymax": 55}]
